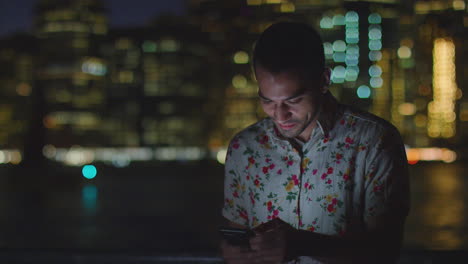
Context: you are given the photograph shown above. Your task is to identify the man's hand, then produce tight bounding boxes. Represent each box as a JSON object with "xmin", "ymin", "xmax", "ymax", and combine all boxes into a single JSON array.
[
  {"xmin": 220, "ymin": 240, "xmax": 256, "ymax": 264},
  {"xmin": 248, "ymin": 218, "xmax": 295, "ymax": 264}
]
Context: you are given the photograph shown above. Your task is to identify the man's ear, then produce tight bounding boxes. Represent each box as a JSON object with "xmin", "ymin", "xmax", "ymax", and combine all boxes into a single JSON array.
[{"xmin": 320, "ymin": 67, "xmax": 331, "ymax": 94}]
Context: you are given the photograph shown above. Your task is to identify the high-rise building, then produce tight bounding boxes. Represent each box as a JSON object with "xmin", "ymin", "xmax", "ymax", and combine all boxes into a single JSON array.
[
  {"xmin": 0, "ymin": 34, "xmax": 36, "ymax": 153},
  {"xmin": 104, "ymin": 15, "xmax": 215, "ymax": 149},
  {"xmin": 34, "ymin": 0, "xmax": 109, "ymax": 147}
]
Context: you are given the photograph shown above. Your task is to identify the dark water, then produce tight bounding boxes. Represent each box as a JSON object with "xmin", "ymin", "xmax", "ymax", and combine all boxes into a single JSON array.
[{"xmin": 0, "ymin": 160, "xmax": 467, "ymax": 261}]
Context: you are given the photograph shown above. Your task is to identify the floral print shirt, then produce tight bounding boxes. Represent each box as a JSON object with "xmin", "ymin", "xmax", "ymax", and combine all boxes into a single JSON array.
[{"xmin": 222, "ymin": 94, "xmax": 409, "ymax": 263}]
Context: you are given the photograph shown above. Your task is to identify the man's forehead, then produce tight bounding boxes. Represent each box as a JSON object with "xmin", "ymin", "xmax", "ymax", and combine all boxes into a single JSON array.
[{"xmin": 257, "ymin": 87, "xmax": 310, "ymax": 100}]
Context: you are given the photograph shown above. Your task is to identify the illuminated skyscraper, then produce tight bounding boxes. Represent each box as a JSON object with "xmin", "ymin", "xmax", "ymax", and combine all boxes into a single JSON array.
[
  {"xmin": 105, "ymin": 15, "xmax": 215, "ymax": 149},
  {"xmin": 34, "ymin": 0, "xmax": 108, "ymax": 147},
  {"xmin": 0, "ymin": 34, "xmax": 36, "ymax": 155}
]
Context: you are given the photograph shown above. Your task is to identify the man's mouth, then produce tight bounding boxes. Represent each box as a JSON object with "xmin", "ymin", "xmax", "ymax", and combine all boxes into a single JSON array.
[{"xmin": 278, "ymin": 123, "xmax": 296, "ymax": 130}]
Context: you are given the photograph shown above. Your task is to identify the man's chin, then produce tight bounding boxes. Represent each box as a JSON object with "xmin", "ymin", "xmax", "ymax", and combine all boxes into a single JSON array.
[{"xmin": 277, "ymin": 126, "xmax": 300, "ymax": 139}]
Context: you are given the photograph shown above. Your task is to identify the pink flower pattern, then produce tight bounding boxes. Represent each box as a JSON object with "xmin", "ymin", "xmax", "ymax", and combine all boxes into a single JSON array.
[{"xmin": 223, "ymin": 105, "xmax": 409, "ymax": 237}]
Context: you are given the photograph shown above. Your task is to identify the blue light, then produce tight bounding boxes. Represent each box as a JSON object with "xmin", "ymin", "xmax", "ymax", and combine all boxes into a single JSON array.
[
  {"xmin": 346, "ymin": 44, "xmax": 359, "ymax": 54},
  {"xmin": 368, "ymin": 65, "xmax": 382, "ymax": 77},
  {"xmin": 320, "ymin": 17, "xmax": 334, "ymax": 29},
  {"xmin": 368, "ymin": 28, "xmax": 382, "ymax": 40},
  {"xmin": 333, "ymin": 15, "xmax": 345, "ymax": 26},
  {"xmin": 370, "ymin": 77, "xmax": 384, "ymax": 88},
  {"xmin": 345, "ymin": 67, "xmax": 359, "ymax": 81},
  {"xmin": 332, "ymin": 40, "xmax": 347, "ymax": 52},
  {"xmin": 369, "ymin": 50, "xmax": 382, "ymax": 61},
  {"xmin": 323, "ymin": 42, "xmax": 333, "ymax": 55},
  {"xmin": 369, "ymin": 40, "xmax": 382, "ymax": 51},
  {"xmin": 82, "ymin": 165, "xmax": 97, "ymax": 179},
  {"xmin": 357, "ymin": 85, "xmax": 371, "ymax": 98},
  {"xmin": 333, "ymin": 52, "xmax": 346, "ymax": 62},
  {"xmin": 345, "ymin": 11, "xmax": 359, "ymax": 23},
  {"xmin": 368, "ymin": 13, "xmax": 382, "ymax": 24},
  {"xmin": 331, "ymin": 66, "xmax": 346, "ymax": 84},
  {"xmin": 346, "ymin": 37, "xmax": 359, "ymax": 44}
]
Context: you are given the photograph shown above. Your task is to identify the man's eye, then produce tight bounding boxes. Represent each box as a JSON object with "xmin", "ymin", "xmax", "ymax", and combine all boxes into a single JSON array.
[
  {"xmin": 261, "ymin": 99, "xmax": 272, "ymax": 104},
  {"xmin": 287, "ymin": 98, "xmax": 302, "ymax": 104}
]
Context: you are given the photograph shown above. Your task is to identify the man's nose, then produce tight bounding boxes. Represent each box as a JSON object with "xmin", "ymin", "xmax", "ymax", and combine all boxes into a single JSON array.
[{"xmin": 274, "ymin": 103, "xmax": 291, "ymax": 121}]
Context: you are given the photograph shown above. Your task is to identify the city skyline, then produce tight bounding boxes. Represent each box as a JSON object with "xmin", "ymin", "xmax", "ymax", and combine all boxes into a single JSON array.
[
  {"xmin": 0, "ymin": 0, "xmax": 186, "ymax": 37},
  {"xmin": 0, "ymin": 0, "xmax": 466, "ymax": 166}
]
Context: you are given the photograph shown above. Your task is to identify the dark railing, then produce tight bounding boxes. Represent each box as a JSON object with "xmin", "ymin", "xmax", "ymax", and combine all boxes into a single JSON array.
[{"xmin": 0, "ymin": 250, "xmax": 466, "ymax": 264}]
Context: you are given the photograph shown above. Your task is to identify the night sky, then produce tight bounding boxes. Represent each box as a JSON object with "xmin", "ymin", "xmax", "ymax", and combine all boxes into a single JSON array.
[{"xmin": 0, "ymin": 0, "xmax": 186, "ymax": 37}]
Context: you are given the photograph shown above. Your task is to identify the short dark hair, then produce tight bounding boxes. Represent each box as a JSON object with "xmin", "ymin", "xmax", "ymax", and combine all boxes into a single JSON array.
[{"xmin": 253, "ymin": 22, "xmax": 325, "ymax": 78}]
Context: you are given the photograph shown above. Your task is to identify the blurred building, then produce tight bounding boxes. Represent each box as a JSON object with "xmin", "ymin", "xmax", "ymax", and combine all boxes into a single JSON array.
[
  {"xmin": 0, "ymin": 0, "xmax": 466, "ymax": 165},
  {"xmin": 34, "ymin": 0, "xmax": 109, "ymax": 147},
  {"xmin": 104, "ymin": 15, "xmax": 215, "ymax": 149},
  {"xmin": 0, "ymin": 34, "xmax": 36, "ymax": 153}
]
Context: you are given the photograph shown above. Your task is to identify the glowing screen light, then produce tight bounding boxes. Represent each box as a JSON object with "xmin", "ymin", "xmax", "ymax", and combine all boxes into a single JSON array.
[
  {"xmin": 82, "ymin": 165, "xmax": 97, "ymax": 179},
  {"xmin": 357, "ymin": 85, "xmax": 371, "ymax": 98}
]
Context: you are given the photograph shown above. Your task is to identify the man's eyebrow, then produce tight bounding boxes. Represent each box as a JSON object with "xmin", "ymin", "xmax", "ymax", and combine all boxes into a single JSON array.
[{"xmin": 258, "ymin": 90, "xmax": 307, "ymax": 101}]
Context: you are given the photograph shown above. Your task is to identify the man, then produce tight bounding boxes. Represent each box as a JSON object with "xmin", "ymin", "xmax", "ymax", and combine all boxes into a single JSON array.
[{"xmin": 220, "ymin": 22, "xmax": 409, "ymax": 263}]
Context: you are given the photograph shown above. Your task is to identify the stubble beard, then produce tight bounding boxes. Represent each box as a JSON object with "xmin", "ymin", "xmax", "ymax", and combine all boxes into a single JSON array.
[{"xmin": 276, "ymin": 116, "xmax": 314, "ymax": 139}]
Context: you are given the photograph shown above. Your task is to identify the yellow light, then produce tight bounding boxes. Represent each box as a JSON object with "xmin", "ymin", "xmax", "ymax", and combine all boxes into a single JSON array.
[
  {"xmin": 414, "ymin": 2, "xmax": 430, "ymax": 14},
  {"xmin": 118, "ymin": 71, "xmax": 134, "ymax": 83},
  {"xmin": 247, "ymin": 0, "xmax": 262, "ymax": 5},
  {"xmin": 460, "ymin": 110, "xmax": 468, "ymax": 121},
  {"xmin": 10, "ymin": 151, "xmax": 22, "ymax": 164},
  {"xmin": 453, "ymin": 0, "xmax": 466, "ymax": 10},
  {"xmin": 217, "ymin": 149, "xmax": 227, "ymax": 164},
  {"xmin": 414, "ymin": 114, "xmax": 427, "ymax": 127},
  {"xmin": 400, "ymin": 38, "xmax": 414, "ymax": 48},
  {"xmin": 428, "ymin": 38, "xmax": 457, "ymax": 138},
  {"xmin": 405, "ymin": 147, "xmax": 457, "ymax": 163},
  {"xmin": 233, "ymin": 51, "xmax": 249, "ymax": 64},
  {"xmin": 441, "ymin": 148, "xmax": 457, "ymax": 163},
  {"xmin": 456, "ymin": 88, "xmax": 462, "ymax": 100},
  {"xmin": 116, "ymin": 38, "xmax": 131, "ymax": 50},
  {"xmin": 265, "ymin": 0, "xmax": 281, "ymax": 4},
  {"xmin": 397, "ymin": 46, "xmax": 412, "ymax": 59},
  {"xmin": 232, "ymin": 74, "xmax": 248, "ymax": 89},
  {"xmin": 16, "ymin": 83, "xmax": 31, "ymax": 96},
  {"xmin": 406, "ymin": 148, "xmax": 419, "ymax": 164},
  {"xmin": 280, "ymin": 3, "xmax": 295, "ymax": 12},
  {"xmin": 398, "ymin": 103, "xmax": 416, "ymax": 115}
]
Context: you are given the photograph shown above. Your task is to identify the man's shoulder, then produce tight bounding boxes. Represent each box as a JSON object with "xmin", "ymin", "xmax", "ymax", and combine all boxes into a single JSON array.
[
  {"xmin": 231, "ymin": 118, "xmax": 272, "ymax": 142},
  {"xmin": 337, "ymin": 104, "xmax": 402, "ymax": 141},
  {"xmin": 341, "ymin": 104, "xmax": 399, "ymax": 132}
]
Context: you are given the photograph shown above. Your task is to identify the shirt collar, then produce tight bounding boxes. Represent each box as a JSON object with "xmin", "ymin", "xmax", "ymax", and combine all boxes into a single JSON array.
[{"xmin": 315, "ymin": 91, "xmax": 339, "ymax": 138}]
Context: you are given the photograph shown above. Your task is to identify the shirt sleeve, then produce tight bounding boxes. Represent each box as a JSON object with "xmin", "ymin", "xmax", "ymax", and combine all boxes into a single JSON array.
[
  {"xmin": 222, "ymin": 136, "xmax": 250, "ymax": 227},
  {"xmin": 363, "ymin": 126, "xmax": 410, "ymax": 226}
]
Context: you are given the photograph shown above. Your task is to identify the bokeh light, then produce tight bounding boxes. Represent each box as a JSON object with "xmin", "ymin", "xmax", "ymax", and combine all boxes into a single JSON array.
[{"xmin": 82, "ymin": 165, "xmax": 97, "ymax": 179}]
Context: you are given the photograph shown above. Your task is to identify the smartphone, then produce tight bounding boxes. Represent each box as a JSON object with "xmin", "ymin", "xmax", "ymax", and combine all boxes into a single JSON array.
[{"xmin": 219, "ymin": 226, "xmax": 254, "ymax": 246}]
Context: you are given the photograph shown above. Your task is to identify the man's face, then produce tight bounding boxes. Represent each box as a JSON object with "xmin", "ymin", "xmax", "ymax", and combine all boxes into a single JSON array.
[{"xmin": 256, "ymin": 66, "xmax": 322, "ymax": 142}]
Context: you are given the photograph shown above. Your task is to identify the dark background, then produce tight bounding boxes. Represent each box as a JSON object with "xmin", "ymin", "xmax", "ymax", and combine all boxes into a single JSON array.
[{"xmin": 0, "ymin": 0, "xmax": 467, "ymax": 263}]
